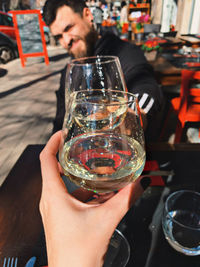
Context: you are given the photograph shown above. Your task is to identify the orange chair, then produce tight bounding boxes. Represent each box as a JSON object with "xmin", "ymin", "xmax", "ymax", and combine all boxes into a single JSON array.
[{"xmin": 160, "ymin": 69, "xmax": 200, "ymax": 143}]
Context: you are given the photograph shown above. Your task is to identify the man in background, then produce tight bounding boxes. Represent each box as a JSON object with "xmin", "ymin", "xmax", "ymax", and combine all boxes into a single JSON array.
[
  {"xmin": 120, "ymin": 1, "xmax": 128, "ymax": 24},
  {"xmin": 91, "ymin": 1, "xmax": 103, "ymax": 34},
  {"xmin": 42, "ymin": 0, "xmax": 163, "ymax": 141}
]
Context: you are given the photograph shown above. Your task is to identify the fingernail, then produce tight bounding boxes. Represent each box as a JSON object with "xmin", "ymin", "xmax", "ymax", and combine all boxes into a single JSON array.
[{"xmin": 140, "ymin": 177, "xmax": 151, "ymax": 190}]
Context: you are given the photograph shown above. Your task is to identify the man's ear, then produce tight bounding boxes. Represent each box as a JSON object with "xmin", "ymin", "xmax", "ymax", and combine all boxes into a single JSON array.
[{"xmin": 83, "ymin": 7, "xmax": 93, "ymax": 24}]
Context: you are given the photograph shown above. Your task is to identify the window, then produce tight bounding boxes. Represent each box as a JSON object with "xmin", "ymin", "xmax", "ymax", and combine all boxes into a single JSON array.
[{"xmin": 0, "ymin": 14, "xmax": 14, "ymax": 27}]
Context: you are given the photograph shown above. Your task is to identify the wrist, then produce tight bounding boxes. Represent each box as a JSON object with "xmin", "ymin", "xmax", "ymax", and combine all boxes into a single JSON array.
[{"xmin": 47, "ymin": 242, "xmax": 105, "ymax": 267}]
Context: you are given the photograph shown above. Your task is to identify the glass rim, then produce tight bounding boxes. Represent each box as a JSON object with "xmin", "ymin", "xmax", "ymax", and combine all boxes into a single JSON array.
[
  {"xmin": 165, "ymin": 189, "xmax": 200, "ymax": 230},
  {"xmin": 113, "ymin": 229, "xmax": 130, "ymax": 265},
  {"xmin": 73, "ymin": 89, "xmax": 138, "ymax": 107},
  {"xmin": 69, "ymin": 55, "xmax": 119, "ymax": 66}
]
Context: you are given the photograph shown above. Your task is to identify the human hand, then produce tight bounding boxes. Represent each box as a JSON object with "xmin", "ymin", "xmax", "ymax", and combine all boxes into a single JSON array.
[{"xmin": 39, "ymin": 131, "xmax": 149, "ymax": 267}]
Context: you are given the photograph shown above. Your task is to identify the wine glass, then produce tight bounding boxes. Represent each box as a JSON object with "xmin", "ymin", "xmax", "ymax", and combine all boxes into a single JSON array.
[
  {"xmin": 65, "ymin": 56, "xmax": 127, "ymax": 99},
  {"xmin": 59, "ymin": 89, "xmax": 146, "ymax": 193}
]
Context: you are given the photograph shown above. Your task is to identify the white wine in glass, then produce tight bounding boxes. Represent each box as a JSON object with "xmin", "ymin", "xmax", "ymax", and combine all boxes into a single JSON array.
[{"xmin": 59, "ymin": 90, "xmax": 146, "ymax": 193}]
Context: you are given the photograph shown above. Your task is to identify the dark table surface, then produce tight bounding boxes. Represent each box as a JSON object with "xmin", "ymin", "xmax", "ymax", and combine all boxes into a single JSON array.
[
  {"xmin": 161, "ymin": 51, "xmax": 200, "ymax": 70},
  {"xmin": 1, "ymin": 143, "xmax": 200, "ymax": 267},
  {"xmin": 179, "ymin": 36, "xmax": 200, "ymax": 47},
  {"xmin": 150, "ymin": 48, "xmax": 200, "ymax": 88},
  {"xmin": 149, "ymin": 55, "xmax": 182, "ymax": 87},
  {"xmin": 124, "ymin": 143, "xmax": 200, "ymax": 267},
  {"xmin": 0, "ymin": 145, "xmax": 46, "ymax": 267}
]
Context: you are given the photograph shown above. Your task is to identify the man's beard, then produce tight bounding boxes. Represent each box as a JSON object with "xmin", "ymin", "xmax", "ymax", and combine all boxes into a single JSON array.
[
  {"xmin": 68, "ymin": 27, "xmax": 98, "ymax": 58},
  {"xmin": 84, "ymin": 27, "xmax": 98, "ymax": 57}
]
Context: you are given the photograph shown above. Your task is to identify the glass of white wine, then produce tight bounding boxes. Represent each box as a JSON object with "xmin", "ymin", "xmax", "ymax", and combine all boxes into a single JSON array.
[
  {"xmin": 59, "ymin": 89, "xmax": 146, "ymax": 193},
  {"xmin": 65, "ymin": 56, "xmax": 127, "ymax": 99}
]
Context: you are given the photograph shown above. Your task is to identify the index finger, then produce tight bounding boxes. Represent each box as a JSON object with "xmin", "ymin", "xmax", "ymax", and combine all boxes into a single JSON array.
[
  {"xmin": 41, "ymin": 130, "xmax": 62, "ymax": 157},
  {"xmin": 40, "ymin": 131, "xmax": 65, "ymax": 190}
]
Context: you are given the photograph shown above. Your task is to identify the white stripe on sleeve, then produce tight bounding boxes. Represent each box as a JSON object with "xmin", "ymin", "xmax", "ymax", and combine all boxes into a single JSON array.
[
  {"xmin": 138, "ymin": 93, "xmax": 148, "ymax": 108},
  {"xmin": 143, "ymin": 98, "xmax": 154, "ymax": 113}
]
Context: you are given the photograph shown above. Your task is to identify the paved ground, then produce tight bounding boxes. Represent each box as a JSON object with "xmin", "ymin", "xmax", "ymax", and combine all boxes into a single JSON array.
[{"xmin": 0, "ymin": 45, "xmax": 70, "ymax": 185}]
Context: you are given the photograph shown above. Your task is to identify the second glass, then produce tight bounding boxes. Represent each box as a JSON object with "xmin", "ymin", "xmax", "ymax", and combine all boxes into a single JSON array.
[
  {"xmin": 162, "ymin": 190, "xmax": 200, "ymax": 256},
  {"xmin": 59, "ymin": 89, "xmax": 146, "ymax": 193},
  {"xmin": 65, "ymin": 56, "xmax": 127, "ymax": 95}
]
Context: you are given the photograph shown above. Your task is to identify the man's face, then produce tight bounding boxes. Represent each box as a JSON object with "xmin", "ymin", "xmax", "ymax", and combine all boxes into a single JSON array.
[{"xmin": 50, "ymin": 6, "xmax": 98, "ymax": 58}]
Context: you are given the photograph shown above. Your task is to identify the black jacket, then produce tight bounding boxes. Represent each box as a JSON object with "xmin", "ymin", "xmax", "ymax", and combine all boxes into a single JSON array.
[{"xmin": 94, "ymin": 33, "xmax": 163, "ymax": 118}]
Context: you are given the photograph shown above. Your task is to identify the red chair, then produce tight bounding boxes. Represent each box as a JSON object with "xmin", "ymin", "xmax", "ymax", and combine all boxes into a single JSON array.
[{"xmin": 160, "ymin": 69, "xmax": 200, "ymax": 143}]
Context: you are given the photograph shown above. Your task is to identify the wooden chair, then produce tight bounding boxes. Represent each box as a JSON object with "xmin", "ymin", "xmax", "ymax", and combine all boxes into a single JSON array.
[{"xmin": 160, "ymin": 69, "xmax": 200, "ymax": 143}]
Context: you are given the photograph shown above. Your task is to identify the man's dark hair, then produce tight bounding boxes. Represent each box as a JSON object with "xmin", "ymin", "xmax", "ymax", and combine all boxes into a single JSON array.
[
  {"xmin": 42, "ymin": 0, "xmax": 87, "ymax": 26},
  {"xmin": 121, "ymin": 1, "xmax": 127, "ymax": 9}
]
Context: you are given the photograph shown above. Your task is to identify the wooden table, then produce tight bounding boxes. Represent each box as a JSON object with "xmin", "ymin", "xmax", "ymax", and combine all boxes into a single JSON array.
[
  {"xmin": 179, "ymin": 36, "xmax": 200, "ymax": 48},
  {"xmin": 134, "ymin": 36, "xmax": 200, "ymax": 88},
  {"xmin": 134, "ymin": 36, "xmax": 183, "ymax": 50},
  {"xmin": 133, "ymin": 37, "xmax": 184, "ymax": 87},
  {"xmin": 160, "ymin": 36, "xmax": 183, "ymax": 51},
  {"xmin": 1, "ymin": 143, "xmax": 200, "ymax": 267},
  {"xmin": 150, "ymin": 55, "xmax": 182, "ymax": 87}
]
